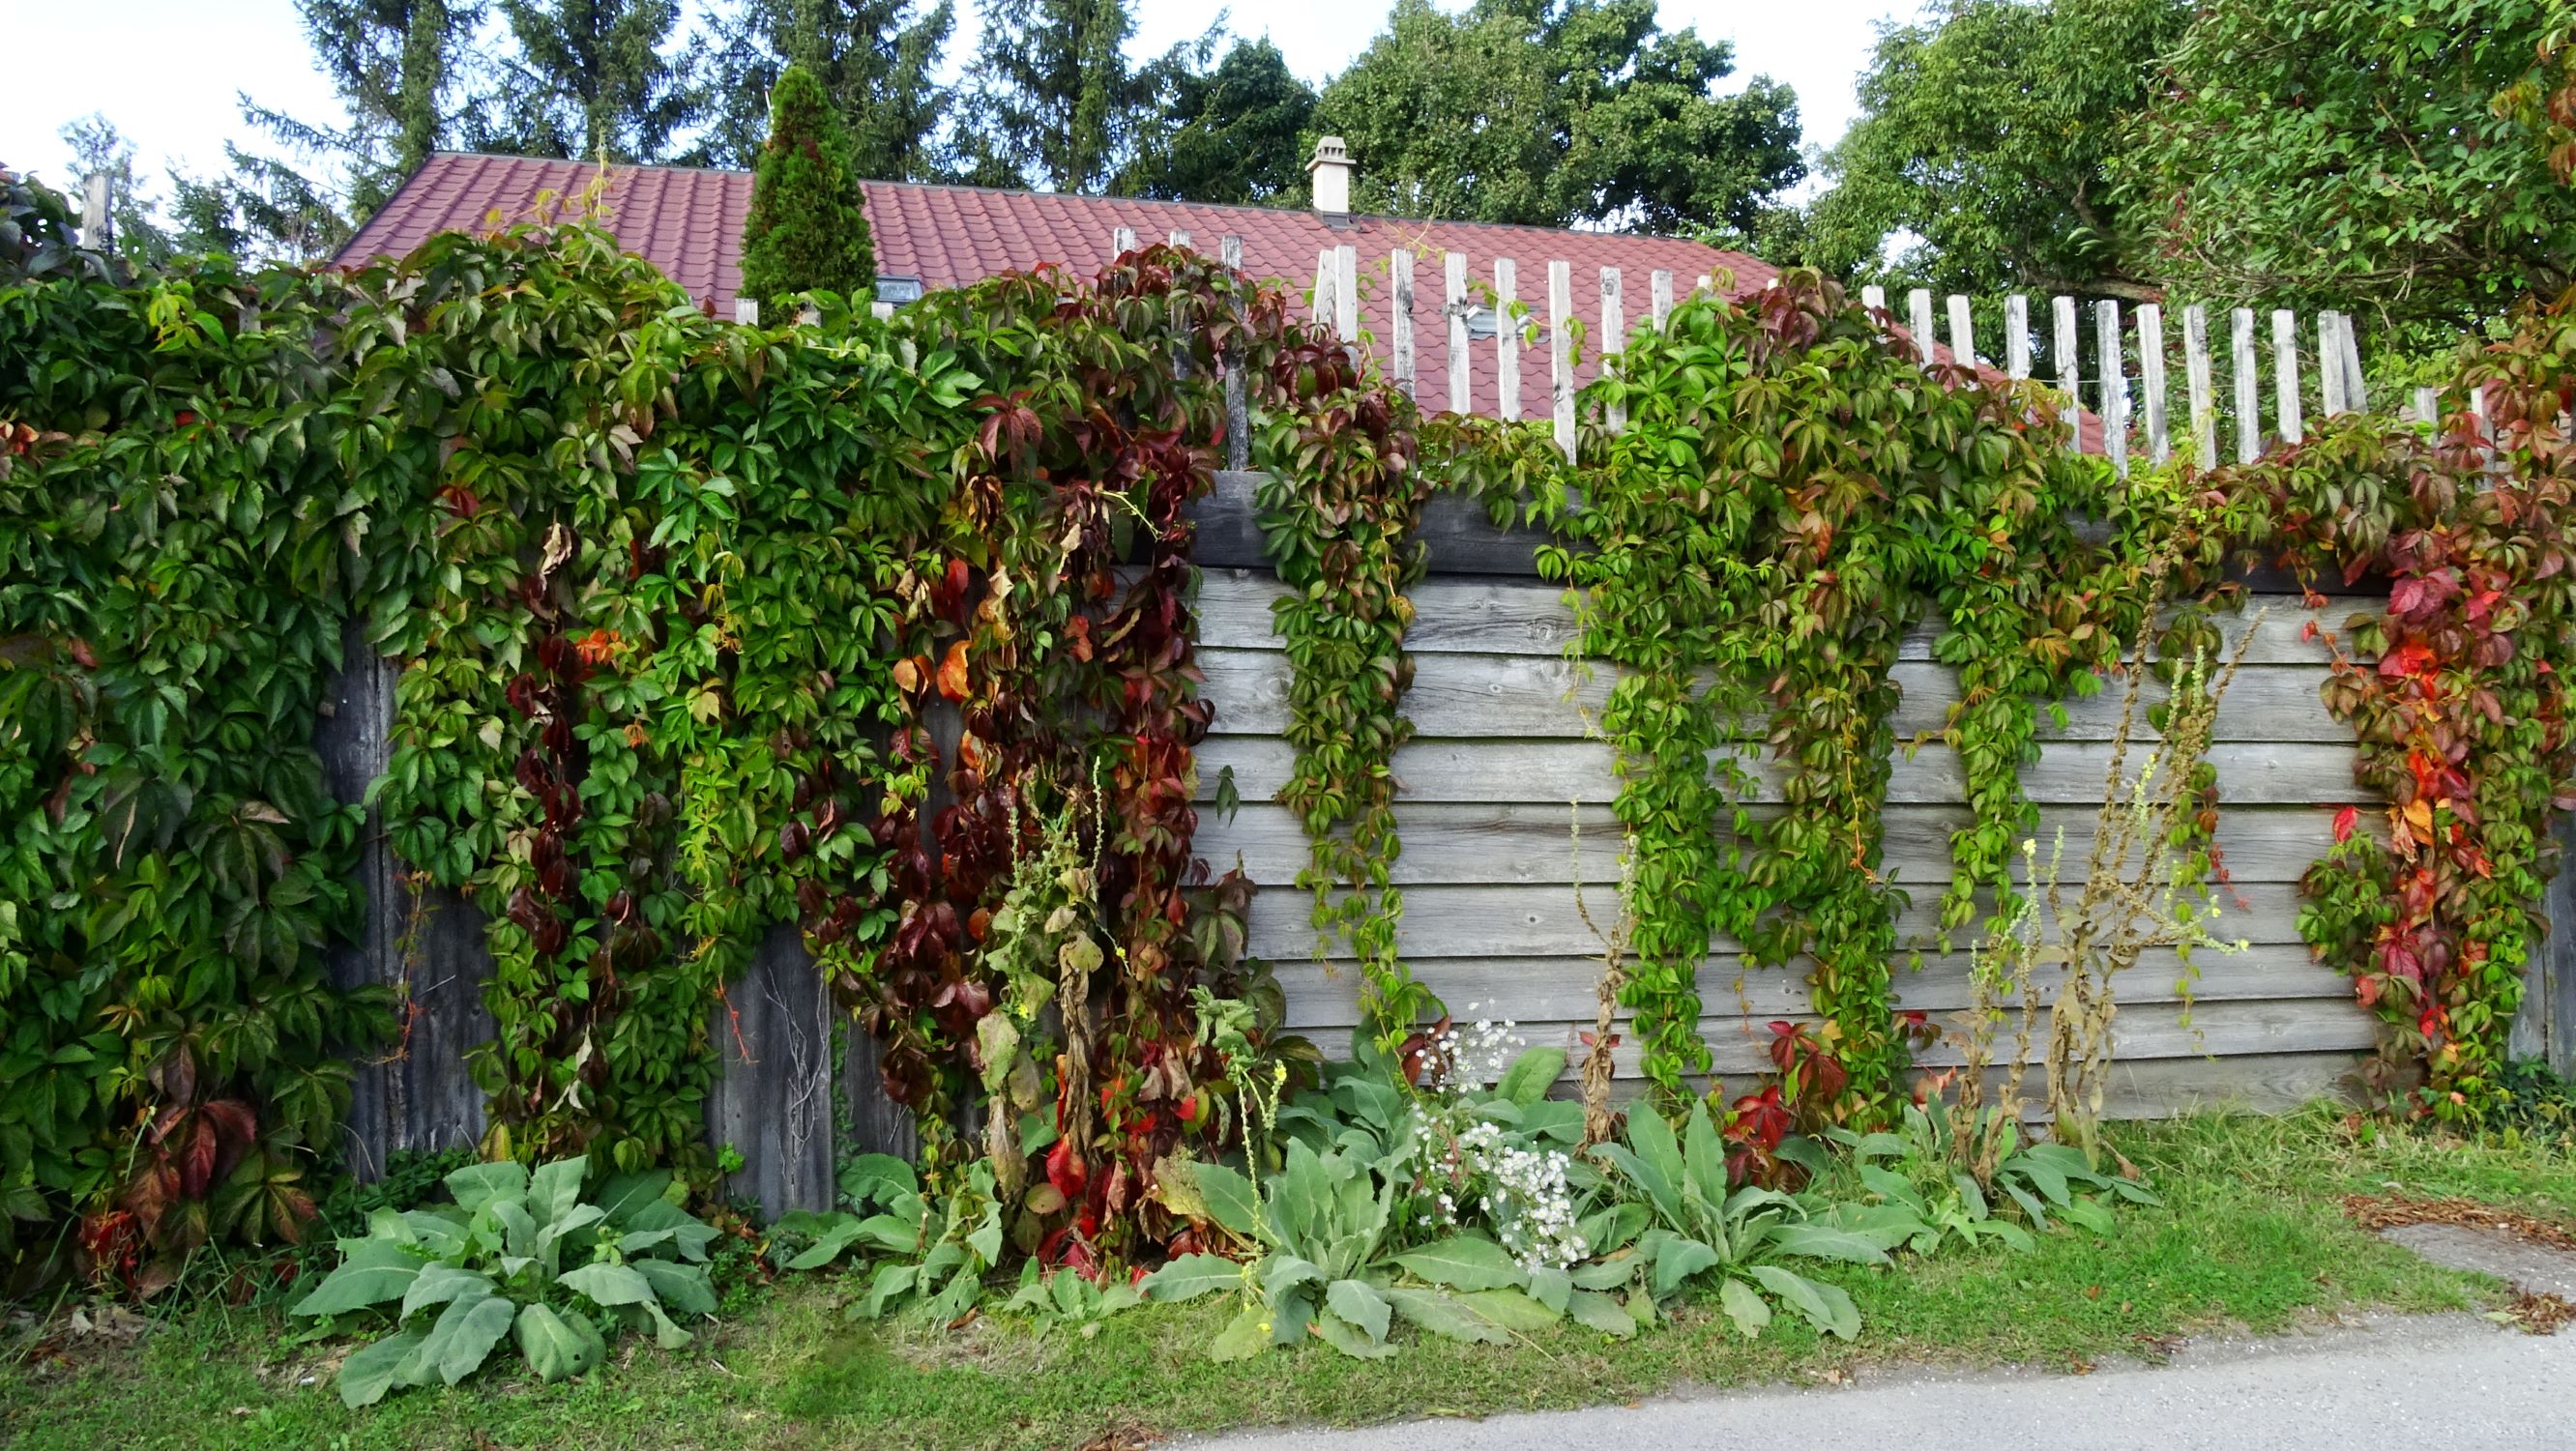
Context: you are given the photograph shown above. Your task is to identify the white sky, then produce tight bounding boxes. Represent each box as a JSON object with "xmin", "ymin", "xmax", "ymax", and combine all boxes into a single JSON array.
[{"xmin": 5, "ymin": 0, "xmax": 1911, "ymax": 202}]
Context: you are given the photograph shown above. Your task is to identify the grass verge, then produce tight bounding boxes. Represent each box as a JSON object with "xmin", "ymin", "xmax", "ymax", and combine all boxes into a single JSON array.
[{"xmin": 6, "ymin": 1105, "xmax": 2567, "ymax": 1451}]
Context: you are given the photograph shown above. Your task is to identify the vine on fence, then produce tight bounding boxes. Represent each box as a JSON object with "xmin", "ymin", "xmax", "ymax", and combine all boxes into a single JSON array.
[
  {"xmin": 0, "ymin": 257, "xmax": 392, "ymax": 1290},
  {"xmin": 2200, "ymin": 287, "xmax": 2576, "ymax": 1117},
  {"xmin": 1536, "ymin": 272, "xmax": 2153, "ymax": 1111}
]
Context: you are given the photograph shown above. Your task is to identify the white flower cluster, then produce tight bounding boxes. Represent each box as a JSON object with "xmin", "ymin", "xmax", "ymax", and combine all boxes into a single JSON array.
[
  {"xmin": 1445, "ymin": 1119, "xmax": 1588, "ymax": 1272},
  {"xmin": 1423, "ymin": 1001, "xmax": 1524, "ymax": 1092}
]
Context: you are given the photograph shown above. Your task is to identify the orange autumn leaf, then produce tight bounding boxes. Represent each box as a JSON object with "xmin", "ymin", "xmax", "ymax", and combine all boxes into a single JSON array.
[
  {"xmin": 892, "ymin": 656, "xmax": 921, "ymax": 693},
  {"xmin": 936, "ymin": 640, "xmax": 971, "ymax": 701},
  {"xmin": 572, "ymin": 627, "xmax": 621, "ymax": 665},
  {"xmin": 2403, "ymin": 798, "xmax": 2434, "ymax": 844}
]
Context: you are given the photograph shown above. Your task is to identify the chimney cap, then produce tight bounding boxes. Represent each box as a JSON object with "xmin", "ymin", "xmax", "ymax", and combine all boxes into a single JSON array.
[{"xmin": 1306, "ymin": 135, "xmax": 1352, "ymax": 173}]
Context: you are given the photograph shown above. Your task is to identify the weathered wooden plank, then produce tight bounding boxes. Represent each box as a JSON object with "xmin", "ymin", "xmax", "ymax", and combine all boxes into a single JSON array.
[
  {"xmin": 2139, "ymin": 303, "xmax": 2170, "ymax": 466},
  {"xmin": 2321, "ymin": 312, "xmax": 2348, "ymax": 417},
  {"xmin": 1445, "ymin": 250, "xmax": 1471, "ymax": 413},
  {"xmin": 1333, "ymin": 245, "xmax": 1359, "ymax": 345},
  {"xmin": 1310, "ymin": 247, "xmax": 1332, "ymax": 325},
  {"xmin": 1189, "ymin": 569, "xmax": 2364, "ymax": 662},
  {"xmin": 1577, "ymin": 1052, "xmax": 2366, "ymax": 1118},
  {"xmin": 1220, "ymin": 236, "xmax": 1248, "ymax": 471},
  {"xmin": 708, "ymin": 924, "xmax": 835, "ymax": 1217},
  {"xmin": 2096, "ymin": 300, "xmax": 2128, "ymax": 477},
  {"xmin": 1651, "ymin": 270, "xmax": 1674, "ymax": 328},
  {"xmin": 1246, "ymin": 882, "xmax": 2311, "ymax": 964},
  {"xmin": 1495, "ymin": 258, "xmax": 1521, "ymax": 421},
  {"xmin": 2061, "ymin": 295, "xmax": 2081, "ymax": 407},
  {"xmin": 1298, "ymin": 997, "xmax": 2374, "ymax": 1077},
  {"xmin": 2232, "ymin": 307, "xmax": 2262, "ymax": 464},
  {"xmin": 1947, "ymin": 293, "xmax": 1976, "ymax": 367},
  {"xmin": 1199, "ymin": 646, "xmax": 2347, "ymax": 743},
  {"xmin": 2272, "ymin": 308, "xmax": 2303, "ymax": 445},
  {"xmin": 843, "ymin": 1023, "xmax": 922, "ymax": 1162},
  {"xmin": 1909, "ymin": 289, "xmax": 1937, "ymax": 365},
  {"xmin": 1269, "ymin": 945, "xmax": 2350, "ymax": 1030},
  {"xmin": 1549, "ymin": 259, "xmax": 1576, "ymax": 459},
  {"xmin": 1390, "ymin": 248, "xmax": 1416, "ymax": 395},
  {"xmin": 1600, "ymin": 266, "xmax": 1625, "ymax": 434},
  {"xmin": 2005, "ymin": 294, "xmax": 2030, "ymax": 381},
  {"xmin": 1198, "ymin": 736, "xmax": 2363, "ymax": 808},
  {"xmin": 321, "ymin": 639, "xmax": 491, "ymax": 1176},
  {"xmin": 1198, "ymin": 801, "xmax": 2348, "ymax": 888},
  {"xmin": 2184, "ymin": 305, "xmax": 2216, "ymax": 469}
]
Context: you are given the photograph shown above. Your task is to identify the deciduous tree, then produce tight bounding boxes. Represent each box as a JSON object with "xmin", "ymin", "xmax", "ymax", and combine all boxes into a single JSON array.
[
  {"xmin": 1117, "ymin": 39, "xmax": 1317, "ymax": 206},
  {"xmin": 1313, "ymin": 0, "xmax": 1800, "ymax": 233}
]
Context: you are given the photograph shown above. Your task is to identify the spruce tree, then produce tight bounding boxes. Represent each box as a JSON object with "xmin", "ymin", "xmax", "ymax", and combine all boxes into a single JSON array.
[{"xmin": 738, "ymin": 64, "xmax": 877, "ymax": 314}]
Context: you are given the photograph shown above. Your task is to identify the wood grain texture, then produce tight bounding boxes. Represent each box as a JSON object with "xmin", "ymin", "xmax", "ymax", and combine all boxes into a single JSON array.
[
  {"xmin": 1270, "ymin": 944, "xmax": 2349, "ymax": 1030},
  {"xmin": 1199, "ymin": 736, "xmax": 2364, "ymax": 807},
  {"xmin": 1299, "ymin": 997, "xmax": 2374, "ymax": 1078},
  {"xmin": 319, "ymin": 643, "xmax": 490, "ymax": 1175},
  {"xmin": 1199, "ymin": 801, "xmax": 2348, "ymax": 887},
  {"xmin": 707, "ymin": 925, "xmax": 835, "ymax": 1217},
  {"xmin": 1200, "ymin": 646, "xmax": 2350, "ymax": 742},
  {"xmin": 1191, "ymin": 570, "xmax": 2371, "ymax": 656},
  {"xmin": 1245, "ymin": 882, "xmax": 2310, "ymax": 964}
]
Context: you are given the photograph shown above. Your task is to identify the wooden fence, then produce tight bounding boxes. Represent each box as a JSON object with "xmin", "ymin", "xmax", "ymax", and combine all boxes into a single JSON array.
[{"xmin": 312, "ymin": 234, "xmax": 2553, "ymax": 1219}]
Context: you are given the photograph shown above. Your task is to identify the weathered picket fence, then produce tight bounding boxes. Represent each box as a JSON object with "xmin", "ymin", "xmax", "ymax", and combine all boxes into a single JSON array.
[{"xmin": 317, "ymin": 231, "xmax": 2563, "ymax": 1221}]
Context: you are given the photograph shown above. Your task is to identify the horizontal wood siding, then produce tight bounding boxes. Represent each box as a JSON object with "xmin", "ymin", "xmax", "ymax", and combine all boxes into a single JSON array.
[{"xmin": 1189, "ymin": 553, "xmax": 2381, "ymax": 1112}]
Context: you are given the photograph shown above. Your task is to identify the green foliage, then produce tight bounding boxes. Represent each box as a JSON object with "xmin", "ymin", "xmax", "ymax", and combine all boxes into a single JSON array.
[
  {"xmin": 1253, "ymin": 337, "xmax": 1439, "ymax": 1042},
  {"xmin": 1827, "ymin": 1103, "xmax": 2156, "ymax": 1253},
  {"xmin": 290, "ymin": 1153, "xmax": 717, "ymax": 1406},
  {"xmin": 2121, "ymin": 0, "xmax": 2576, "ymax": 335},
  {"xmin": 1802, "ymin": 0, "xmax": 2185, "ymax": 297},
  {"xmin": 2194, "ymin": 285, "xmax": 2576, "ymax": 1116},
  {"xmin": 1119, "ymin": 39, "xmax": 1319, "ymax": 206},
  {"xmin": 1313, "ymin": 0, "xmax": 1802, "ymax": 233},
  {"xmin": 739, "ymin": 64, "xmax": 879, "ymax": 314},
  {"xmin": 1587, "ymin": 1101, "xmax": 1891, "ymax": 1339},
  {"xmin": 1539, "ymin": 270, "xmax": 2148, "ymax": 1106},
  {"xmin": 0, "ymin": 164, "xmax": 106, "ymax": 284},
  {"xmin": 0, "ymin": 257, "xmax": 394, "ymax": 1283}
]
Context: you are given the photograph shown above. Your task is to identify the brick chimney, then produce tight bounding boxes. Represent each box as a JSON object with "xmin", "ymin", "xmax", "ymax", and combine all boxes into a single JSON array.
[{"xmin": 1307, "ymin": 136, "xmax": 1353, "ymax": 218}]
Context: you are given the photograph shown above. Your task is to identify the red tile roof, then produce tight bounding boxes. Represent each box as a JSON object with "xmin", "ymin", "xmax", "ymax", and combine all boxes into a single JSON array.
[
  {"xmin": 338, "ymin": 154, "xmax": 2081, "ymax": 444},
  {"xmin": 338, "ymin": 153, "xmax": 1786, "ymax": 417}
]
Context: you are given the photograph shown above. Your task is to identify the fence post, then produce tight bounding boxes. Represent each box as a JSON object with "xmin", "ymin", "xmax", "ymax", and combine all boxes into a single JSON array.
[
  {"xmin": 1221, "ymin": 235, "xmax": 1248, "ymax": 471},
  {"xmin": 1333, "ymin": 245, "xmax": 1359, "ymax": 349},
  {"xmin": 2137, "ymin": 303, "xmax": 2169, "ymax": 465},
  {"xmin": 2320, "ymin": 313, "xmax": 2348, "ymax": 417},
  {"xmin": 1600, "ymin": 266, "xmax": 1625, "ymax": 433},
  {"xmin": 2053, "ymin": 296, "xmax": 2080, "ymax": 453},
  {"xmin": 80, "ymin": 173, "xmax": 110, "ymax": 249},
  {"xmin": 1946, "ymin": 293, "xmax": 1976, "ymax": 367},
  {"xmin": 2272, "ymin": 309, "xmax": 2303, "ymax": 444},
  {"xmin": 1908, "ymin": 289, "xmax": 1937, "ymax": 366},
  {"xmin": 2232, "ymin": 308, "xmax": 2261, "ymax": 463},
  {"xmin": 1311, "ymin": 248, "xmax": 1333, "ymax": 326},
  {"xmin": 1391, "ymin": 248, "xmax": 1417, "ymax": 397},
  {"xmin": 2340, "ymin": 317, "xmax": 2369, "ymax": 413},
  {"xmin": 1650, "ymin": 269, "xmax": 1674, "ymax": 328},
  {"xmin": 1167, "ymin": 229, "xmax": 1190, "ymax": 249},
  {"xmin": 2095, "ymin": 301, "xmax": 2128, "ymax": 478},
  {"xmin": 1496, "ymin": 258, "xmax": 1521, "ymax": 421},
  {"xmin": 735, "ymin": 297, "xmax": 760, "ymax": 326},
  {"xmin": 2412, "ymin": 386, "xmax": 2439, "ymax": 428},
  {"xmin": 1113, "ymin": 225, "xmax": 1137, "ymax": 255},
  {"xmin": 2005, "ymin": 294, "xmax": 2030, "ymax": 381},
  {"xmin": 1548, "ymin": 259, "xmax": 1575, "ymax": 460},
  {"xmin": 2183, "ymin": 305, "xmax": 2216, "ymax": 469},
  {"xmin": 1445, "ymin": 250, "xmax": 1471, "ymax": 413},
  {"xmin": 1860, "ymin": 283, "xmax": 1887, "ymax": 315}
]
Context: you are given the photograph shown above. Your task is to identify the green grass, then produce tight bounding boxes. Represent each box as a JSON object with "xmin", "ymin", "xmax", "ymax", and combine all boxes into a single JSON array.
[{"xmin": 6, "ymin": 1106, "xmax": 2564, "ymax": 1451}]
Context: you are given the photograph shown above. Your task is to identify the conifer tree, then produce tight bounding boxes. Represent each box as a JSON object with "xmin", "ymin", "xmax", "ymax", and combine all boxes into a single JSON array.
[{"xmin": 738, "ymin": 64, "xmax": 878, "ymax": 313}]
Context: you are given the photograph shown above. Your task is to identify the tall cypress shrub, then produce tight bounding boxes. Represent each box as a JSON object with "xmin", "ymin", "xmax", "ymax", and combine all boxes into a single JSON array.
[{"xmin": 738, "ymin": 64, "xmax": 876, "ymax": 314}]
